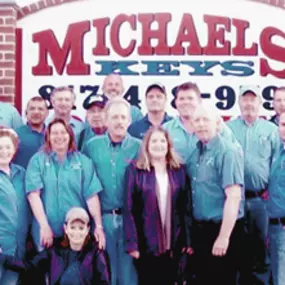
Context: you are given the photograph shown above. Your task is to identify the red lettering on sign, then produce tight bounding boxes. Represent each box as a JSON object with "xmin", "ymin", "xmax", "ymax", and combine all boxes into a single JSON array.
[
  {"xmin": 171, "ymin": 14, "xmax": 202, "ymax": 55},
  {"xmin": 32, "ymin": 21, "xmax": 90, "ymax": 76},
  {"xmin": 260, "ymin": 27, "xmax": 285, "ymax": 78},
  {"xmin": 137, "ymin": 13, "xmax": 171, "ymax": 55},
  {"xmin": 203, "ymin": 15, "xmax": 231, "ymax": 55},
  {"xmin": 111, "ymin": 14, "xmax": 136, "ymax": 57},
  {"xmin": 93, "ymin": 18, "xmax": 110, "ymax": 56},
  {"xmin": 232, "ymin": 19, "xmax": 258, "ymax": 55}
]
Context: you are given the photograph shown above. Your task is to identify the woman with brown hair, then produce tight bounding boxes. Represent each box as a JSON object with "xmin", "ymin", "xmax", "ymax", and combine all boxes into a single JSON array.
[
  {"xmin": 0, "ymin": 207, "xmax": 110, "ymax": 285},
  {"xmin": 25, "ymin": 118, "xmax": 105, "ymax": 253},
  {"xmin": 123, "ymin": 126, "xmax": 192, "ymax": 285},
  {"xmin": 0, "ymin": 128, "xmax": 30, "ymax": 284}
]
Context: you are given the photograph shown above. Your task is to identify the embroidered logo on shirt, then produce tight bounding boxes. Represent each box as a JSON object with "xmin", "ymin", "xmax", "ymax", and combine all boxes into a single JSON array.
[
  {"xmin": 71, "ymin": 163, "xmax": 82, "ymax": 170},
  {"xmin": 206, "ymin": 157, "xmax": 214, "ymax": 166}
]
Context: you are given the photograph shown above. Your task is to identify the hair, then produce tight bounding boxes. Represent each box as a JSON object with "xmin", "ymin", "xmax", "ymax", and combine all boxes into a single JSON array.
[
  {"xmin": 43, "ymin": 118, "xmax": 77, "ymax": 153},
  {"xmin": 274, "ymin": 87, "xmax": 285, "ymax": 97},
  {"xmin": 104, "ymin": 97, "xmax": 131, "ymax": 117},
  {"xmin": 50, "ymin": 86, "xmax": 76, "ymax": 99},
  {"xmin": 0, "ymin": 127, "xmax": 19, "ymax": 152},
  {"xmin": 175, "ymin": 82, "xmax": 201, "ymax": 97},
  {"xmin": 27, "ymin": 96, "xmax": 48, "ymax": 109},
  {"xmin": 136, "ymin": 126, "xmax": 182, "ymax": 171},
  {"xmin": 61, "ymin": 220, "xmax": 91, "ymax": 249}
]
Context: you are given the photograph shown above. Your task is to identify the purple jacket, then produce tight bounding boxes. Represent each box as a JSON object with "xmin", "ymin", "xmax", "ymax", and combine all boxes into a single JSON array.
[
  {"xmin": 1, "ymin": 238, "xmax": 110, "ymax": 285},
  {"xmin": 123, "ymin": 164, "xmax": 191, "ymax": 256}
]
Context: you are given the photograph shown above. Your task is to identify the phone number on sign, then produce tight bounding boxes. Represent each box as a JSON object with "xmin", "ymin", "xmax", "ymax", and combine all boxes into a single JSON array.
[{"xmin": 38, "ymin": 84, "xmax": 277, "ymax": 111}]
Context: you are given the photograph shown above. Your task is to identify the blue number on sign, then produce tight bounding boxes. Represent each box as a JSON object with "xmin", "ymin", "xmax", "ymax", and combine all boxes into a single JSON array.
[
  {"xmin": 215, "ymin": 86, "xmax": 235, "ymax": 110},
  {"xmin": 80, "ymin": 85, "xmax": 100, "ymax": 96},
  {"xmin": 262, "ymin": 85, "xmax": 276, "ymax": 111},
  {"xmin": 124, "ymin": 86, "xmax": 141, "ymax": 109}
]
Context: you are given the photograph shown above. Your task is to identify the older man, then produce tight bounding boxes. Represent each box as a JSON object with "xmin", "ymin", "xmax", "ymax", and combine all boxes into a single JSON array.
[
  {"xmin": 83, "ymin": 98, "xmax": 140, "ymax": 285},
  {"xmin": 227, "ymin": 85, "xmax": 279, "ymax": 285},
  {"xmin": 78, "ymin": 93, "xmax": 108, "ymax": 151},
  {"xmin": 46, "ymin": 86, "xmax": 84, "ymax": 138},
  {"xmin": 102, "ymin": 73, "xmax": 143, "ymax": 122},
  {"xmin": 187, "ymin": 104, "xmax": 244, "ymax": 285},
  {"xmin": 14, "ymin": 96, "xmax": 48, "ymax": 168}
]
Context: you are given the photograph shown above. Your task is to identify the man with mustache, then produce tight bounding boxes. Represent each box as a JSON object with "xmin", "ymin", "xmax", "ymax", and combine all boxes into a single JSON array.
[
  {"xmin": 102, "ymin": 73, "xmax": 143, "ymax": 123},
  {"xmin": 269, "ymin": 87, "xmax": 285, "ymax": 126},
  {"xmin": 46, "ymin": 86, "xmax": 84, "ymax": 139},
  {"xmin": 14, "ymin": 96, "xmax": 49, "ymax": 168},
  {"xmin": 83, "ymin": 98, "xmax": 141, "ymax": 285},
  {"xmin": 128, "ymin": 83, "xmax": 172, "ymax": 139},
  {"xmin": 227, "ymin": 85, "xmax": 279, "ymax": 285}
]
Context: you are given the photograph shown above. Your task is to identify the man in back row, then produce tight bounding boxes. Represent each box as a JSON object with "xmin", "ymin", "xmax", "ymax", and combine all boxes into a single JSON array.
[
  {"xmin": 227, "ymin": 85, "xmax": 279, "ymax": 285},
  {"xmin": 128, "ymin": 83, "xmax": 172, "ymax": 139}
]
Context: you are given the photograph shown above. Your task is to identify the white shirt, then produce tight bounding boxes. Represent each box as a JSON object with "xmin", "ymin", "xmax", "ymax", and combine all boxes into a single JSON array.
[{"xmin": 155, "ymin": 171, "xmax": 169, "ymax": 227}]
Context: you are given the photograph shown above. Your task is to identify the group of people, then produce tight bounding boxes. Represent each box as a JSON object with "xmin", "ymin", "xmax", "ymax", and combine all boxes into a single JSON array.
[{"xmin": 0, "ymin": 73, "xmax": 285, "ymax": 285}]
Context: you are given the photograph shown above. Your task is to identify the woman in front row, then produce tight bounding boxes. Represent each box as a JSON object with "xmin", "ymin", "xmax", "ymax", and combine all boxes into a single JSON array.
[
  {"xmin": 0, "ymin": 207, "xmax": 110, "ymax": 285},
  {"xmin": 123, "ymin": 126, "xmax": 192, "ymax": 285}
]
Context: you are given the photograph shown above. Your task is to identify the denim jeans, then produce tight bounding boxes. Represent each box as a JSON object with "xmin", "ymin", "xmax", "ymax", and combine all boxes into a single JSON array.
[
  {"xmin": 239, "ymin": 197, "xmax": 271, "ymax": 285},
  {"xmin": 0, "ymin": 264, "xmax": 18, "ymax": 285},
  {"xmin": 269, "ymin": 224, "xmax": 285, "ymax": 285},
  {"xmin": 103, "ymin": 213, "xmax": 138, "ymax": 285}
]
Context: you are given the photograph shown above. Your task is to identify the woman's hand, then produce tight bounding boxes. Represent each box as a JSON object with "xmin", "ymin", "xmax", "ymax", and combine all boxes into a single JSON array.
[
  {"xmin": 129, "ymin": 250, "xmax": 140, "ymax": 259},
  {"xmin": 182, "ymin": 247, "xmax": 194, "ymax": 255},
  {"xmin": 94, "ymin": 227, "xmax": 106, "ymax": 250},
  {"xmin": 40, "ymin": 224, "xmax": 54, "ymax": 248}
]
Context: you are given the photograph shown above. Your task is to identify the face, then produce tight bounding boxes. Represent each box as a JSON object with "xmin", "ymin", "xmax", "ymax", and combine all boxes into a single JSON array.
[
  {"xmin": 26, "ymin": 100, "xmax": 48, "ymax": 125},
  {"xmin": 103, "ymin": 74, "xmax": 124, "ymax": 99},
  {"xmin": 175, "ymin": 89, "xmax": 201, "ymax": 117},
  {"xmin": 193, "ymin": 111, "xmax": 217, "ymax": 142},
  {"xmin": 145, "ymin": 88, "xmax": 167, "ymax": 113},
  {"xmin": 148, "ymin": 131, "xmax": 168, "ymax": 160},
  {"xmin": 273, "ymin": 90, "xmax": 285, "ymax": 116},
  {"xmin": 86, "ymin": 105, "xmax": 105, "ymax": 128},
  {"xmin": 64, "ymin": 220, "xmax": 89, "ymax": 247},
  {"xmin": 51, "ymin": 90, "xmax": 75, "ymax": 117},
  {"xmin": 279, "ymin": 113, "xmax": 285, "ymax": 142},
  {"xmin": 49, "ymin": 123, "xmax": 70, "ymax": 152},
  {"xmin": 106, "ymin": 103, "xmax": 130, "ymax": 139},
  {"xmin": 239, "ymin": 93, "xmax": 261, "ymax": 119},
  {"xmin": 0, "ymin": 136, "xmax": 16, "ymax": 166}
]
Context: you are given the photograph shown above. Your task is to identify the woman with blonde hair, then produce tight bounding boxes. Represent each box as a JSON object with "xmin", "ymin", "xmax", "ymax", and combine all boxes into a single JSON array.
[
  {"xmin": 0, "ymin": 127, "xmax": 30, "ymax": 284},
  {"xmin": 123, "ymin": 126, "xmax": 192, "ymax": 285}
]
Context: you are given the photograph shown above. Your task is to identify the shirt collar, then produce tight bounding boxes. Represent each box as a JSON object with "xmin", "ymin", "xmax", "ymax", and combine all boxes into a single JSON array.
[
  {"xmin": 27, "ymin": 122, "xmax": 46, "ymax": 134},
  {"xmin": 239, "ymin": 116, "xmax": 260, "ymax": 127},
  {"xmin": 197, "ymin": 135, "xmax": 221, "ymax": 152},
  {"xmin": 105, "ymin": 132, "xmax": 130, "ymax": 149},
  {"xmin": 145, "ymin": 113, "xmax": 171, "ymax": 125}
]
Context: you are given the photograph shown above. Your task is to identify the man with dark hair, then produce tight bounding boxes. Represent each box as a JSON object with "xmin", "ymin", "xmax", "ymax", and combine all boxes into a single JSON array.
[
  {"xmin": 269, "ymin": 87, "xmax": 285, "ymax": 125},
  {"xmin": 14, "ymin": 96, "xmax": 49, "ymax": 168},
  {"xmin": 164, "ymin": 82, "xmax": 236, "ymax": 162},
  {"xmin": 128, "ymin": 83, "xmax": 172, "ymax": 139}
]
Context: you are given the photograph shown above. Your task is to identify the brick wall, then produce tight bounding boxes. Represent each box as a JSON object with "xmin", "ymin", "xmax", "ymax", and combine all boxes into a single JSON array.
[{"xmin": 0, "ymin": 1, "xmax": 17, "ymax": 105}]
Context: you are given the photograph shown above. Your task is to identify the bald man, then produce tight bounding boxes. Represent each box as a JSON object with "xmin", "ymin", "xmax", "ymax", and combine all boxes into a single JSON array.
[
  {"xmin": 187, "ymin": 104, "xmax": 244, "ymax": 285},
  {"xmin": 102, "ymin": 73, "xmax": 143, "ymax": 123}
]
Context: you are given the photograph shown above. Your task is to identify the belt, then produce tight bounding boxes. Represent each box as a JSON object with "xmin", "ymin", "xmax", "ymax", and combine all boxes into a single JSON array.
[
  {"xmin": 194, "ymin": 219, "xmax": 222, "ymax": 226},
  {"xmin": 269, "ymin": 217, "xmax": 285, "ymax": 225},
  {"xmin": 102, "ymin": 208, "xmax": 122, "ymax": 215},
  {"xmin": 245, "ymin": 189, "xmax": 266, "ymax": 199}
]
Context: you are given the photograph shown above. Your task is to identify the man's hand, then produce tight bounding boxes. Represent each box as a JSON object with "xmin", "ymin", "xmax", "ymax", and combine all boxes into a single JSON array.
[
  {"xmin": 129, "ymin": 250, "xmax": 140, "ymax": 259},
  {"xmin": 212, "ymin": 235, "xmax": 229, "ymax": 256},
  {"xmin": 94, "ymin": 227, "xmax": 106, "ymax": 250},
  {"xmin": 40, "ymin": 224, "xmax": 54, "ymax": 248}
]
